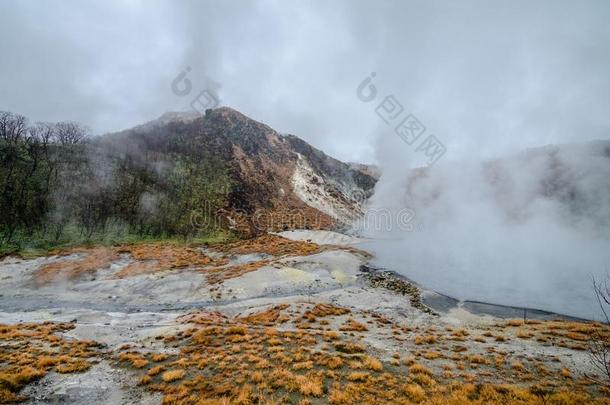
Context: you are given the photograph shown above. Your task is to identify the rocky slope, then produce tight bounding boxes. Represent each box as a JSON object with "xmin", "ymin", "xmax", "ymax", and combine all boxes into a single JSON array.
[{"xmin": 103, "ymin": 107, "xmax": 377, "ymax": 235}]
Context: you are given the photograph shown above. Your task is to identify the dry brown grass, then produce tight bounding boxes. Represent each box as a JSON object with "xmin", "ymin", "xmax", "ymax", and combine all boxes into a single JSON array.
[
  {"xmin": 113, "ymin": 303, "xmax": 609, "ymax": 404},
  {"xmin": 410, "ymin": 373, "xmax": 436, "ymax": 387},
  {"xmin": 225, "ymin": 326, "xmax": 247, "ymax": 335},
  {"xmin": 402, "ymin": 383, "xmax": 426, "ymax": 402},
  {"xmin": 35, "ymin": 247, "xmax": 119, "ymax": 284},
  {"xmin": 250, "ymin": 370, "xmax": 263, "ymax": 383},
  {"xmin": 151, "ymin": 353, "xmax": 168, "ymax": 362},
  {"xmin": 324, "ymin": 331, "xmax": 339, "ymax": 341},
  {"xmin": 347, "ymin": 371, "xmax": 369, "ymax": 382},
  {"xmin": 56, "ymin": 359, "xmax": 90, "ymax": 373},
  {"xmin": 239, "ymin": 304, "xmax": 289, "ymax": 326},
  {"xmin": 212, "ymin": 234, "xmax": 319, "ymax": 257},
  {"xmin": 362, "ymin": 356, "xmax": 383, "ymax": 371},
  {"xmin": 468, "ymin": 355, "xmax": 488, "ymax": 365},
  {"xmin": 205, "ymin": 260, "xmax": 272, "ymax": 285},
  {"xmin": 36, "ymin": 239, "xmax": 316, "ymax": 287},
  {"xmin": 339, "ymin": 319, "xmax": 368, "ymax": 332},
  {"xmin": 414, "ymin": 335, "xmax": 437, "ymax": 345},
  {"xmin": 0, "ymin": 388, "xmax": 23, "ymax": 403},
  {"xmin": 501, "ymin": 319, "xmax": 610, "ymax": 350},
  {"xmin": 0, "ymin": 322, "xmax": 100, "ymax": 402},
  {"xmin": 328, "ymin": 384, "xmax": 348, "ymax": 404},
  {"xmin": 138, "ymin": 375, "xmax": 152, "ymax": 385},
  {"xmin": 34, "ymin": 237, "xmax": 330, "ymax": 301},
  {"xmin": 117, "ymin": 243, "xmax": 216, "ymax": 278},
  {"xmin": 409, "ymin": 363, "xmax": 432, "ymax": 376},
  {"xmin": 37, "ymin": 242, "xmax": 223, "ymax": 283},
  {"xmin": 334, "ymin": 342, "xmax": 365, "ymax": 354},
  {"xmin": 423, "ymin": 351, "xmax": 441, "ymax": 360},
  {"xmin": 326, "ymin": 356, "xmax": 343, "ymax": 370},
  {"xmin": 148, "ymin": 366, "xmax": 164, "ymax": 376},
  {"xmin": 505, "ymin": 319, "xmax": 523, "ymax": 327},
  {"xmin": 308, "ymin": 303, "xmax": 350, "ymax": 318},
  {"xmin": 295, "ymin": 374, "xmax": 323, "ymax": 396},
  {"xmin": 161, "ymin": 369, "xmax": 185, "ymax": 382},
  {"xmin": 0, "ymin": 366, "xmax": 45, "ymax": 388},
  {"xmin": 203, "ymin": 236, "xmax": 324, "ymax": 284},
  {"xmin": 118, "ymin": 352, "xmax": 149, "ymax": 369}
]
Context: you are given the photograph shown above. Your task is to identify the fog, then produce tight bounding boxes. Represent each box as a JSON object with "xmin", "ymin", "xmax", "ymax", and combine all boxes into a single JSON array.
[
  {"xmin": 2, "ymin": 1, "xmax": 610, "ymax": 318},
  {"xmin": 361, "ymin": 141, "xmax": 610, "ymax": 320},
  {"xmin": 2, "ymin": 1, "xmax": 610, "ymax": 163}
]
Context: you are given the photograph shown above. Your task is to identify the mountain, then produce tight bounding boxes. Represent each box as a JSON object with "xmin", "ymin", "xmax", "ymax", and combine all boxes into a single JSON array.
[{"xmin": 95, "ymin": 107, "xmax": 377, "ymax": 236}]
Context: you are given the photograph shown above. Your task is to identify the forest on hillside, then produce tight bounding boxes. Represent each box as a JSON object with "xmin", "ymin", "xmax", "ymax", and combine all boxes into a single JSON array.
[{"xmin": 0, "ymin": 111, "xmax": 232, "ymax": 253}]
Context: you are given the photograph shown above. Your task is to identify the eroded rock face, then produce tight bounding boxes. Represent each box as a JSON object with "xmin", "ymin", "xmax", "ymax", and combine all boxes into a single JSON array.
[{"xmin": 202, "ymin": 108, "xmax": 377, "ymax": 233}]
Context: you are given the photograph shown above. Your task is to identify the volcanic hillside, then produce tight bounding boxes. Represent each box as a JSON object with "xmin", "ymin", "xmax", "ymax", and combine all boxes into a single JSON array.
[{"xmin": 98, "ymin": 107, "xmax": 377, "ymax": 236}]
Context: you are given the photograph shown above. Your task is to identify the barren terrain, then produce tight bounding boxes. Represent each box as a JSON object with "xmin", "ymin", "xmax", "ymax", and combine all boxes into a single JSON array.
[{"xmin": 0, "ymin": 231, "xmax": 608, "ymax": 404}]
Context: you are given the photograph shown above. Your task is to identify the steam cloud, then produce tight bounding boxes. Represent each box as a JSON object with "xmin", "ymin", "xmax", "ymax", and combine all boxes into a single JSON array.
[
  {"xmin": 363, "ymin": 141, "xmax": 610, "ymax": 320},
  {"xmin": 2, "ymin": 1, "xmax": 609, "ymax": 164}
]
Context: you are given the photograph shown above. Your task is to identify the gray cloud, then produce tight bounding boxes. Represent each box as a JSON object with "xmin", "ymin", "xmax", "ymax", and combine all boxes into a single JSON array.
[{"xmin": 1, "ymin": 0, "xmax": 609, "ymax": 164}]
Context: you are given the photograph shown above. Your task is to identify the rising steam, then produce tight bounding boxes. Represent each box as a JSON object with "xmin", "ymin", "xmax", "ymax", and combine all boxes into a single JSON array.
[{"xmin": 363, "ymin": 140, "xmax": 610, "ymax": 320}]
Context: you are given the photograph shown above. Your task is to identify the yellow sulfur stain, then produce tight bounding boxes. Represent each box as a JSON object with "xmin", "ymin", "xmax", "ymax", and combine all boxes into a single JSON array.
[
  {"xmin": 330, "ymin": 269, "xmax": 350, "ymax": 283},
  {"xmin": 277, "ymin": 267, "xmax": 316, "ymax": 282}
]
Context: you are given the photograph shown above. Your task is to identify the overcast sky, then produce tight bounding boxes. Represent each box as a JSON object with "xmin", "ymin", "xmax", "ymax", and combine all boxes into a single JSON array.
[{"xmin": 1, "ymin": 0, "xmax": 609, "ymax": 163}]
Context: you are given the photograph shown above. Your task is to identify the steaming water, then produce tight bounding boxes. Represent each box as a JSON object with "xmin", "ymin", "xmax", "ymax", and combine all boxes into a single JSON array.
[
  {"xmin": 362, "ymin": 141, "xmax": 610, "ymax": 321},
  {"xmin": 360, "ymin": 235, "xmax": 609, "ymax": 320}
]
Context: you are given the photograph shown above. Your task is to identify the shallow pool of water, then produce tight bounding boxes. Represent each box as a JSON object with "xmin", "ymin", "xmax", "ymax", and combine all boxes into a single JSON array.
[{"xmin": 359, "ymin": 237, "xmax": 608, "ymax": 321}]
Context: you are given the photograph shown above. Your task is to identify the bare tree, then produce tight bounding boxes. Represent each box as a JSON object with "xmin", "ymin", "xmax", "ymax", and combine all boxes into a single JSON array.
[
  {"xmin": 54, "ymin": 121, "xmax": 88, "ymax": 146},
  {"xmin": 0, "ymin": 111, "xmax": 27, "ymax": 144},
  {"xmin": 589, "ymin": 275, "xmax": 610, "ymax": 383}
]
